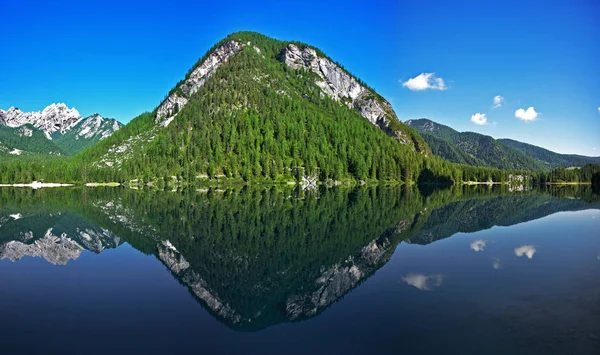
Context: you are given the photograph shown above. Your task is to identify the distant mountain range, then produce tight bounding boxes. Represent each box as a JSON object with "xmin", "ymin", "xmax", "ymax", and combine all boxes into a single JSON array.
[
  {"xmin": 0, "ymin": 103, "xmax": 122, "ymax": 156},
  {"xmin": 405, "ymin": 118, "xmax": 600, "ymax": 171}
]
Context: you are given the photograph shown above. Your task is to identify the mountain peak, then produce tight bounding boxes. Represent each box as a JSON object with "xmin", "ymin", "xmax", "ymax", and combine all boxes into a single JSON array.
[
  {"xmin": 0, "ymin": 103, "xmax": 80, "ymax": 138},
  {"xmin": 0, "ymin": 104, "xmax": 122, "ymax": 156},
  {"xmin": 154, "ymin": 32, "xmax": 429, "ymax": 153}
]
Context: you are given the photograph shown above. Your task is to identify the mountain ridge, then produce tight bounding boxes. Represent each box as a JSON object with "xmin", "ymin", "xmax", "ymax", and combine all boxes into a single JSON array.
[
  {"xmin": 405, "ymin": 118, "xmax": 599, "ymax": 171},
  {"xmin": 0, "ymin": 104, "xmax": 123, "ymax": 156},
  {"xmin": 74, "ymin": 31, "xmax": 450, "ymax": 183},
  {"xmin": 497, "ymin": 138, "xmax": 600, "ymax": 169},
  {"xmin": 155, "ymin": 33, "xmax": 429, "ymax": 154}
]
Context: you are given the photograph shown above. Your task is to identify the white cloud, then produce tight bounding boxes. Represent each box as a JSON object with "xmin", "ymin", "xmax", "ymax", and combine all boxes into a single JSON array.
[
  {"xmin": 597, "ymin": 106, "xmax": 600, "ymax": 113},
  {"xmin": 401, "ymin": 73, "xmax": 447, "ymax": 91},
  {"xmin": 515, "ymin": 107, "xmax": 539, "ymax": 121},
  {"xmin": 471, "ymin": 113, "xmax": 488, "ymax": 125},
  {"xmin": 493, "ymin": 95, "xmax": 504, "ymax": 109},
  {"xmin": 402, "ymin": 273, "xmax": 444, "ymax": 291},
  {"xmin": 470, "ymin": 240, "xmax": 486, "ymax": 252},
  {"xmin": 514, "ymin": 245, "xmax": 536, "ymax": 259}
]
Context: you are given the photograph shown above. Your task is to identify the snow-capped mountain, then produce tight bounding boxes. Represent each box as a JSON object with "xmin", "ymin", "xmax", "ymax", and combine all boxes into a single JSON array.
[
  {"xmin": 55, "ymin": 113, "xmax": 123, "ymax": 155},
  {"xmin": 70, "ymin": 113, "xmax": 122, "ymax": 141},
  {"xmin": 0, "ymin": 103, "xmax": 123, "ymax": 156},
  {"xmin": 0, "ymin": 103, "xmax": 81, "ymax": 139}
]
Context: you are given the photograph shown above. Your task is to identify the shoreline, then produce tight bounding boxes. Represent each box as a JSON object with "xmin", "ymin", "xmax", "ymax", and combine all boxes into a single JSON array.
[
  {"xmin": 0, "ymin": 182, "xmax": 74, "ymax": 189},
  {"xmin": 0, "ymin": 180, "xmax": 594, "ymax": 189}
]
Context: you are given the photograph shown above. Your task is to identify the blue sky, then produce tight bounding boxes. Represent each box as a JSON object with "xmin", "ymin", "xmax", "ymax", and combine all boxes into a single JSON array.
[{"xmin": 0, "ymin": 0, "xmax": 598, "ymax": 155}]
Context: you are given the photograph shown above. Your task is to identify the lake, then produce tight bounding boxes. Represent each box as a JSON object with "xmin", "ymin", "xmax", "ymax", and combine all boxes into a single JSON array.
[{"xmin": 0, "ymin": 185, "xmax": 599, "ymax": 355}]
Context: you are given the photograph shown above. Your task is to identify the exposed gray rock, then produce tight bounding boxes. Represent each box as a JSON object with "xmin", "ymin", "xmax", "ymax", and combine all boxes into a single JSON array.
[
  {"xmin": 156, "ymin": 40, "xmax": 244, "ymax": 124},
  {"xmin": 16, "ymin": 126, "xmax": 33, "ymax": 137},
  {"xmin": 76, "ymin": 227, "xmax": 121, "ymax": 253},
  {"xmin": 157, "ymin": 240, "xmax": 245, "ymax": 324},
  {"xmin": 0, "ymin": 221, "xmax": 122, "ymax": 264},
  {"xmin": 0, "ymin": 104, "xmax": 81, "ymax": 138},
  {"xmin": 0, "ymin": 228, "xmax": 84, "ymax": 265},
  {"xmin": 0, "ymin": 104, "xmax": 121, "ymax": 144},
  {"xmin": 67, "ymin": 113, "xmax": 123, "ymax": 141},
  {"xmin": 156, "ymin": 95, "xmax": 188, "ymax": 126},
  {"xmin": 279, "ymin": 44, "xmax": 409, "ymax": 146},
  {"xmin": 284, "ymin": 232, "xmax": 395, "ymax": 320}
]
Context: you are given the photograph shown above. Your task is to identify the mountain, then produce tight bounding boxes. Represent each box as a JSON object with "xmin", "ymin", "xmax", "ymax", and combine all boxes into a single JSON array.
[
  {"xmin": 0, "ymin": 104, "xmax": 122, "ymax": 156},
  {"xmin": 0, "ymin": 210, "xmax": 122, "ymax": 265},
  {"xmin": 54, "ymin": 113, "xmax": 123, "ymax": 155},
  {"xmin": 498, "ymin": 138, "xmax": 600, "ymax": 169},
  {"xmin": 406, "ymin": 118, "xmax": 550, "ymax": 171},
  {"xmin": 155, "ymin": 39, "xmax": 429, "ymax": 153},
  {"xmin": 0, "ymin": 103, "xmax": 81, "ymax": 138},
  {"xmin": 76, "ymin": 32, "xmax": 439, "ymax": 183},
  {"xmin": 0, "ymin": 124, "xmax": 64, "ymax": 157}
]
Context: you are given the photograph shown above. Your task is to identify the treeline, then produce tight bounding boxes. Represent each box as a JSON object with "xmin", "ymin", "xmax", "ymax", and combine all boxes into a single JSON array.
[{"xmin": 532, "ymin": 164, "xmax": 600, "ymax": 184}]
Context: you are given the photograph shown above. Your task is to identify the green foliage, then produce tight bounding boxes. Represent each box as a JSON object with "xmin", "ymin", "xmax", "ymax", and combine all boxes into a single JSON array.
[
  {"xmin": 499, "ymin": 138, "xmax": 600, "ymax": 169},
  {"xmin": 0, "ymin": 124, "xmax": 63, "ymax": 156},
  {"xmin": 407, "ymin": 119, "xmax": 549, "ymax": 171},
  {"xmin": 54, "ymin": 116, "xmax": 123, "ymax": 155},
  {"xmin": 532, "ymin": 164, "xmax": 600, "ymax": 184}
]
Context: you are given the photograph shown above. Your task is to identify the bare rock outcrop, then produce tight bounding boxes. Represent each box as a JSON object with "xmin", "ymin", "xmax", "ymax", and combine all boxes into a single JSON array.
[{"xmin": 155, "ymin": 40, "xmax": 244, "ymax": 125}]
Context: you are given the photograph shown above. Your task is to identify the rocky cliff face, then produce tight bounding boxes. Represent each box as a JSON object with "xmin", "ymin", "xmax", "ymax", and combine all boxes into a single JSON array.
[
  {"xmin": 0, "ymin": 215, "xmax": 122, "ymax": 264},
  {"xmin": 0, "ymin": 229, "xmax": 84, "ymax": 265},
  {"xmin": 68, "ymin": 114, "xmax": 122, "ymax": 141},
  {"xmin": 0, "ymin": 103, "xmax": 81, "ymax": 138},
  {"xmin": 284, "ymin": 232, "xmax": 396, "ymax": 320},
  {"xmin": 157, "ymin": 240, "xmax": 244, "ymax": 324},
  {"xmin": 0, "ymin": 104, "xmax": 122, "ymax": 155},
  {"xmin": 53, "ymin": 113, "xmax": 123, "ymax": 155},
  {"xmin": 155, "ymin": 40, "xmax": 244, "ymax": 125},
  {"xmin": 279, "ymin": 44, "xmax": 415, "ymax": 148}
]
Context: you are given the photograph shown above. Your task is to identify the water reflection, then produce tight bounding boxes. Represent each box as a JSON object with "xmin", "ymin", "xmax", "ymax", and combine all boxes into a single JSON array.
[
  {"xmin": 470, "ymin": 239, "xmax": 486, "ymax": 252},
  {"xmin": 514, "ymin": 245, "xmax": 536, "ymax": 259},
  {"xmin": 402, "ymin": 273, "xmax": 444, "ymax": 291},
  {"xmin": 0, "ymin": 185, "xmax": 598, "ymax": 331},
  {"xmin": 492, "ymin": 257, "xmax": 502, "ymax": 269}
]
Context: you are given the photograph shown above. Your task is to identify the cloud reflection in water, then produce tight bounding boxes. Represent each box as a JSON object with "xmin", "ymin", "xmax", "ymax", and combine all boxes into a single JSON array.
[
  {"xmin": 514, "ymin": 245, "xmax": 536, "ymax": 259},
  {"xmin": 402, "ymin": 273, "xmax": 444, "ymax": 291}
]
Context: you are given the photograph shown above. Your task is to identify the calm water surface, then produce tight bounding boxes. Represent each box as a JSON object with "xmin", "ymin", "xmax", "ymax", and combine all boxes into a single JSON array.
[{"xmin": 0, "ymin": 186, "xmax": 598, "ymax": 355}]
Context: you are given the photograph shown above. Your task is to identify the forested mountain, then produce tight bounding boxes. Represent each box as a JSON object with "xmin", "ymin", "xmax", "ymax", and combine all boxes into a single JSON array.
[
  {"xmin": 74, "ymin": 31, "xmax": 435, "ymax": 183},
  {"xmin": 2, "ymin": 32, "xmax": 593, "ymax": 185},
  {"xmin": 498, "ymin": 138, "xmax": 600, "ymax": 169},
  {"xmin": 0, "ymin": 104, "xmax": 122, "ymax": 157},
  {"xmin": 0, "ymin": 124, "xmax": 64, "ymax": 157},
  {"xmin": 54, "ymin": 114, "xmax": 123, "ymax": 155},
  {"xmin": 406, "ymin": 119, "xmax": 552, "ymax": 171}
]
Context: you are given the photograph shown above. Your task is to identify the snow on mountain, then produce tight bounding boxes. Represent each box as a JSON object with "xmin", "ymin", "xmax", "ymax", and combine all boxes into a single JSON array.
[
  {"xmin": 71, "ymin": 113, "xmax": 122, "ymax": 141},
  {"xmin": 0, "ymin": 103, "xmax": 81, "ymax": 138},
  {"xmin": 0, "ymin": 104, "xmax": 123, "ymax": 155}
]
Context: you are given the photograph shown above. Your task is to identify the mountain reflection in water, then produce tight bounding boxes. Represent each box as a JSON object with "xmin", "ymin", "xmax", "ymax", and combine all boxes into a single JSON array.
[
  {"xmin": 0, "ymin": 186, "xmax": 600, "ymax": 353},
  {"xmin": 1, "ymin": 185, "xmax": 598, "ymax": 334}
]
